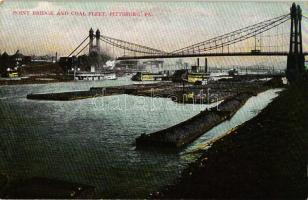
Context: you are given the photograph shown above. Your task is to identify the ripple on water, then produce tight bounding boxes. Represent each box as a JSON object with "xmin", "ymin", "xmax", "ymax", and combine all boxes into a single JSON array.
[{"xmin": 0, "ymin": 79, "xmax": 282, "ymax": 198}]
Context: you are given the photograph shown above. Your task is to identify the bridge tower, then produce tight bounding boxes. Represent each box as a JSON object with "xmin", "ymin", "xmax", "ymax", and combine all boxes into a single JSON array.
[
  {"xmin": 95, "ymin": 29, "xmax": 101, "ymax": 54},
  {"xmin": 89, "ymin": 28, "xmax": 94, "ymax": 54},
  {"xmin": 286, "ymin": 3, "xmax": 305, "ymax": 83}
]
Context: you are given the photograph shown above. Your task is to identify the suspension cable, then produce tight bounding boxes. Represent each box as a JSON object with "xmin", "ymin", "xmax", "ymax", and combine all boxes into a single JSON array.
[
  {"xmin": 100, "ymin": 35, "xmax": 166, "ymax": 54},
  {"xmin": 100, "ymin": 37, "xmax": 163, "ymax": 55},
  {"xmin": 302, "ymin": 15, "xmax": 308, "ymax": 20},
  {"xmin": 171, "ymin": 14, "xmax": 290, "ymax": 55},
  {"xmin": 76, "ymin": 42, "xmax": 90, "ymax": 56},
  {"xmin": 67, "ymin": 36, "xmax": 89, "ymax": 57}
]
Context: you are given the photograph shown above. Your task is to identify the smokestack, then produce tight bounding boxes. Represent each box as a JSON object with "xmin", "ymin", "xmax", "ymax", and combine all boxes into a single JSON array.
[
  {"xmin": 204, "ymin": 58, "xmax": 208, "ymax": 73},
  {"xmin": 196, "ymin": 58, "xmax": 200, "ymax": 72}
]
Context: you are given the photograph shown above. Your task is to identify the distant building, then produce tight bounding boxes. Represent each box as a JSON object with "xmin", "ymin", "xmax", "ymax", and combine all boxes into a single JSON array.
[
  {"xmin": 142, "ymin": 60, "xmax": 164, "ymax": 73},
  {"xmin": 0, "ymin": 50, "xmax": 32, "ymax": 77},
  {"xmin": 11, "ymin": 50, "xmax": 32, "ymax": 65},
  {"xmin": 115, "ymin": 60, "xmax": 140, "ymax": 70},
  {"xmin": 59, "ymin": 56, "xmax": 75, "ymax": 73},
  {"xmin": 31, "ymin": 54, "xmax": 56, "ymax": 63}
]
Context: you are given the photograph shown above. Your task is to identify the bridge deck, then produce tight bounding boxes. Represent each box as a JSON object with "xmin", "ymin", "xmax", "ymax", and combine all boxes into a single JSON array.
[{"xmin": 117, "ymin": 52, "xmax": 308, "ymax": 60}]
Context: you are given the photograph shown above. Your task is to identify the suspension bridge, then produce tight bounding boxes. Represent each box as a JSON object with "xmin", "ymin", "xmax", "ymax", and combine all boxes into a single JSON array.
[{"xmin": 67, "ymin": 3, "xmax": 308, "ymax": 83}]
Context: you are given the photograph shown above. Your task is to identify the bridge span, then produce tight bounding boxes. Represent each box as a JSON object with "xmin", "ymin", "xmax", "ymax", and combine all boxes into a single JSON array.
[
  {"xmin": 117, "ymin": 52, "xmax": 308, "ymax": 60},
  {"xmin": 66, "ymin": 2, "xmax": 307, "ymax": 83}
]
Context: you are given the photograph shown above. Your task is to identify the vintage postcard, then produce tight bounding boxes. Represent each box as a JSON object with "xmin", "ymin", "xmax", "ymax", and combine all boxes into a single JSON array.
[{"xmin": 0, "ymin": 0, "xmax": 307, "ymax": 199}]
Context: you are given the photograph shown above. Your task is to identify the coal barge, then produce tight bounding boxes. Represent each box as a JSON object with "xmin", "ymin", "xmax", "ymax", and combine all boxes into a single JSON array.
[{"xmin": 136, "ymin": 92, "xmax": 255, "ymax": 148}]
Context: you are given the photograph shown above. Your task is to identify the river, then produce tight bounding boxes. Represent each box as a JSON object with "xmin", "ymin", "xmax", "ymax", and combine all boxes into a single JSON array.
[{"xmin": 0, "ymin": 77, "xmax": 282, "ymax": 198}]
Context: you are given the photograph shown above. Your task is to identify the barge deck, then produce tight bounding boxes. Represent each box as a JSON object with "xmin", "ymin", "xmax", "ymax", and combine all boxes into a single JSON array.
[{"xmin": 136, "ymin": 92, "xmax": 255, "ymax": 148}]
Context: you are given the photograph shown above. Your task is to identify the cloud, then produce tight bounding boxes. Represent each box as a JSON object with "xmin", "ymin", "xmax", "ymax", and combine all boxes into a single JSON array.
[{"xmin": 0, "ymin": 0, "xmax": 305, "ymax": 69}]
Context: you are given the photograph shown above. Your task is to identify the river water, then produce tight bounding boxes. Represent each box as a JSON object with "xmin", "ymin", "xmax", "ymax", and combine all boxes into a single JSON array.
[{"xmin": 0, "ymin": 77, "xmax": 281, "ymax": 198}]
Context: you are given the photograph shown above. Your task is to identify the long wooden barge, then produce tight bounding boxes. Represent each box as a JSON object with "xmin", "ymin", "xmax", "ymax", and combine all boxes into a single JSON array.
[{"xmin": 135, "ymin": 92, "xmax": 255, "ymax": 148}]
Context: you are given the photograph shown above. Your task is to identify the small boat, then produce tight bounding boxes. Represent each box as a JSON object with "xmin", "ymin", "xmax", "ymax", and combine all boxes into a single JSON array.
[
  {"xmin": 74, "ymin": 71, "xmax": 117, "ymax": 81},
  {"xmin": 105, "ymin": 73, "xmax": 117, "ymax": 80},
  {"xmin": 228, "ymin": 68, "xmax": 239, "ymax": 76}
]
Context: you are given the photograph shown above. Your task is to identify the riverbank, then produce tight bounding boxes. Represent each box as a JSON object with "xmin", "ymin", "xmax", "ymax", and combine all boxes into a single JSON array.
[{"xmin": 154, "ymin": 82, "xmax": 307, "ymax": 198}]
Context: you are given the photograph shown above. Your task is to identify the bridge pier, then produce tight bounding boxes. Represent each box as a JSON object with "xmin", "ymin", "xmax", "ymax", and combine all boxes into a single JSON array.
[
  {"xmin": 286, "ymin": 3, "xmax": 306, "ymax": 83},
  {"xmin": 287, "ymin": 54, "xmax": 305, "ymax": 82}
]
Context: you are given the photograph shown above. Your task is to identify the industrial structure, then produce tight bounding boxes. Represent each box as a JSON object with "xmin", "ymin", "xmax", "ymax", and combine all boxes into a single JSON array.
[
  {"xmin": 286, "ymin": 3, "xmax": 306, "ymax": 82},
  {"xmin": 65, "ymin": 3, "xmax": 308, "ymax": 83}
]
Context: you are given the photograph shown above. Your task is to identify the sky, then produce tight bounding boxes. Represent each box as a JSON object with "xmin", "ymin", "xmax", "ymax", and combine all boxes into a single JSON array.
[{"xmin": 1, "ymin": 1, "xmax": 308, "ymax": 67}]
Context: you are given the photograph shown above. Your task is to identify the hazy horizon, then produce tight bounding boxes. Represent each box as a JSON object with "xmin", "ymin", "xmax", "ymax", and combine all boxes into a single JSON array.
[{"xmin": 1, "ymin": 1, "xmax": 308, "ymax": 68}]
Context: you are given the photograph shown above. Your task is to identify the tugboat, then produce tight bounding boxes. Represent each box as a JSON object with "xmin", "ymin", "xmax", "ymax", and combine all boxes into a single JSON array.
[
  {"xmin": 131, "ymin": 72, "xmax": 144, "ymax": 81},
  {"xmin": 131, "ymin": 72, "xmax": 166, "ymax": 81},
  {"xmin": 228, "ymin": 68, "xmax": 239, "ymax": 76}
]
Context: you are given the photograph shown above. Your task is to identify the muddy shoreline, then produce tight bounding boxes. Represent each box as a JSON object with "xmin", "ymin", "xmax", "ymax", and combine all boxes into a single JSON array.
[{"xmin": 153, "ymin": 82, "xmax": 307, "ymax": 198}]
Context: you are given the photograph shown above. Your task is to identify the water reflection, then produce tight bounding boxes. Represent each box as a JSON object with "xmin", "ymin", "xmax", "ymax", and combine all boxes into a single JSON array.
[{"xmin": 0, "ymin": 79, "xmax": 282, "ymax": 198}]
